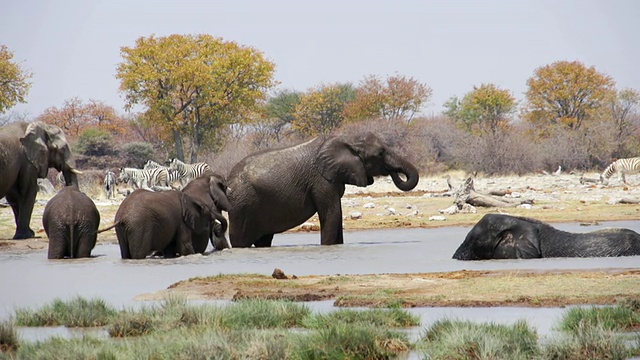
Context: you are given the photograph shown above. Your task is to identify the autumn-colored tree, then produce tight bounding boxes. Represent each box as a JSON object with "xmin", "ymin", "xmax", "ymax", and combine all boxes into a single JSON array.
[
  {"xmin": 116, "ymin": 34, "xmax": 276, "ymax": 162},
  {"xmin": 344, "ymin": 75, "xmax": 432, "ymax": 123},
  {"xmin": 443, "ymin": 83, "xmax": 516, "ymax": 136},
  {"xmin": 524, "ymin": 60, "xmax": 615, "ymax": 130},
  {"xmin": 37, "ymin": 98, "xmax": 129, "ymax": 139},
  {"xmin": 292, "ymin": 83, "xmax": 355, "ymax": 136},
  {"xmin": 0, "ymin": 45, "xmax": 32, "ymax": 114}
]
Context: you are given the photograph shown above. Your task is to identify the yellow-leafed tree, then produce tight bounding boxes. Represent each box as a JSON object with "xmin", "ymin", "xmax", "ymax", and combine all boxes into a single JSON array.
[
  {"xmin": 0, "ymin": 45, "xmax": 32, "ymax": 114},
  {"xmin": 292, "ymin": 83, "xmax": 355, "ymax": 136},
  {"xmin": 524, "ymin": 60, "xmax": 615, "ymax": 131},
  {"xmin": 116, "ymin": 34, "xmax": 276, "ymax": 162}
]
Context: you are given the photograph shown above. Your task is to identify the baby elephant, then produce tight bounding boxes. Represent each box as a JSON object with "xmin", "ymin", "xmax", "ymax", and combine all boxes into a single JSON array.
[
  {"xmin": 43, "ymin": 186, "xmax": 101, "ymax": 259},
  {"xmin": 114, "ymin": 188, "xmax": 218, "ymax": 259}
]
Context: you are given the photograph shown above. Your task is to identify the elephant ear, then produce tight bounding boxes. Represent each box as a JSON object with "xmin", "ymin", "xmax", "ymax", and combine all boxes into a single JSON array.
[
  {"xmin": 209, "ymin": 175, "xmax": 230, "ymax": 211},
  {"xmin": 20, "ymin": 122, "xmax": 50, "ymax": 178},
  {"xmin": 317, "ymin": 136, "xmax": 368, "ymax": 186},
  {"xmin": 181, "ymin": 193, "xmax": 206, "ymax": 231},
  {"xmin": 493, "ymin": 225, "xmax": 542, "ymax": 259}
]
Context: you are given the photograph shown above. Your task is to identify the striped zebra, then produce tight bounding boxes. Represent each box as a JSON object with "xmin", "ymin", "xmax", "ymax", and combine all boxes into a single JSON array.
[
  {"xmin": 104, "ymin": 171, "xmax": 116, "ymax": 199},
  {"xmin": 144, "ymin": 160, "xmax": 183, "ymax": 188},
  {"xmin": 600, "ymin": 157, "xmax": 640, "ymax": 185},
  {"xmin": 118, "ymin": 167, "xmax": 167, "ymax": 189},
  {"xmin": 167, "ymin": 158, "xmax": 212, "ymax": 187}
]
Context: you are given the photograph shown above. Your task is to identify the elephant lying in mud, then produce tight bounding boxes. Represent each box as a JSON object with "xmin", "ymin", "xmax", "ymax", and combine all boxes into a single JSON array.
[
  {"xmin": 226, "ymin": 132, "xmax": 419, "ymax": 247},
  {"xmin": 453, "ymin": 214, "xmax": 640, "ymax": 260}
]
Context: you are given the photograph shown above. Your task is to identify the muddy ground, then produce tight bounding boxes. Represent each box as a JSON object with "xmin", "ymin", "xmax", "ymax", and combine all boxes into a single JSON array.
[{"xmin": 2, "ymin": 172, "xmax": 640, "ymax": 307}]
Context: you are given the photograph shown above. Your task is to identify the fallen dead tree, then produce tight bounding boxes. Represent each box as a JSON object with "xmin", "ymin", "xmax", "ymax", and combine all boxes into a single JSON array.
[{"xmin": 440, "ymin": 177, "xmax": 533, "ymax": 214}]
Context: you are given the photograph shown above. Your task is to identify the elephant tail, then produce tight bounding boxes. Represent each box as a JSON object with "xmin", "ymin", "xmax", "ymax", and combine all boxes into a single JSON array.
[
  {"xmin": 69, "ymin": 225, "xmax": 75, "ymax": 259},
  {"xmin": 96, "ymin": 222, "xmax": 119, "ymax": 234}
]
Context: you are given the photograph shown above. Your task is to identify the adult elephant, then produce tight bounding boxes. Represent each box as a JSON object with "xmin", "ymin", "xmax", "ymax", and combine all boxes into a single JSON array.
[
  {"xmin": 0, "ymin": 121, "xmax": 80, "ymax": 239},
  {"xmin": 227, "ymin": 132, "xmax": 419, "ymax": 247},
  {"xmin": 111, "ymin": 176, "xmax": 229, "ymax": 259},
  {"xmin": 452, "ymin": 214, "xmax": 640, "ymax": 260},
  {"xmin": 181, "ymin": 174, "xmax": 231, "ymax": 251},
  {"xmin": 43, "ymin": 185, "xmax": 100, "ymax": 259}
]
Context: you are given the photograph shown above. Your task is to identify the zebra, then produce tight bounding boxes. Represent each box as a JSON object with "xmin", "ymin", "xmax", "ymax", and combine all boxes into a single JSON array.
[
  {"xmin": 167, "ymin": 158, "xmax": 212, "ymax": 187},
  {"xmin": 600, "ymin": 157, "xmax": 640, "ymax": 185},
  {"xmin": 144, "ymin": 160, "xmax": 183, "ymax": 189},
  {"xmin": 104, "ymin": 171, "xmax": 116, "ymax": 199},
  {"xmin": 118, "ymin": 167, "xmax": 167, "ymax": 189}
]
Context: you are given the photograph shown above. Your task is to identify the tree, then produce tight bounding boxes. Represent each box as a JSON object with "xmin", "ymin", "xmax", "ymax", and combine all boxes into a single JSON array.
[
  {"xmin": 116, "ymin": 34, "xmax": 276, "ymax": 162},
  {"xmin": 524, "ymin": 60, "xmax": 615, "ymax": 130},
  {"xmin": 0, "ymin": 45, "xmax": 32, "ymax": 114},
  {"xmin": 37, "ymin": 97, "xmax": 129, "ymax": 139},
  {"xmin": 344, "ymin": 74, "xmax": 432, "ymax": 123},
  {"xmin": 262, "ymin": 89, "xmax": 301, "ymax": 142},
  {"xmin": 292, "ymin": 83, "xmax": 355, "ymax": 136},
  {"xmin": 443, "ymin": 83, "xmax": 516, "ymax": 136},
  {"xmin": 602, "ymin": 88, "xmax": 640, "ymax": 158}
]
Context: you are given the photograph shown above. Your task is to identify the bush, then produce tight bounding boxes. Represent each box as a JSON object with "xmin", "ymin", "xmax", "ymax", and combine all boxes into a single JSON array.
[
  {"xmin": 75, "ymin": 128, "xmax": 114, "ymax": 156},
  {"xmin": 120, "ymin": 142, "xmax": 155, "ymax": 168},
  {"xmin": 543, "ymin": 322, "xmax": 632, "ymax": 360},
  {"xmin": 0, "ymin": 320, "xmax": 18, "ymax": 353},
  {"xmin": 14, "ymin": 297, "xmax": 117, "ymax": 327}
]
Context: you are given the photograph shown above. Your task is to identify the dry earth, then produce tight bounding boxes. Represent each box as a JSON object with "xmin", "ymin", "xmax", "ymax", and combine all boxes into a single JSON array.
[{"xmin": 2, "ymin": 171, "xmax": 640, "ymax": 307}]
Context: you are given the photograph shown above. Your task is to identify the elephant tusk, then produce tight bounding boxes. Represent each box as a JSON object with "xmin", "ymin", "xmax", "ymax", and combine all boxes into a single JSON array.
[{"xmin": 71, "ymin": 168, "xmax": 83, "ymax": 175}]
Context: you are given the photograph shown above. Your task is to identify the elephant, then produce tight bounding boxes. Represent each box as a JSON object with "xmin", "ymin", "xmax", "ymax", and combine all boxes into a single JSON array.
[
  {"xmin": 181, "ymin": 174, "xmax": 231, "ymax": 251},
  {"xmin": 226, "ymin": 131, "xmax": 420, "ymax": 247},
  {"xmin": 452, "ymin": 214, "xmax": 640, "ymax": 260},
  {"xmin": 112, "ymin": 176, "xmax": 229, "ymax": 259},
  {"xmin": 42, "ymin": 185, "xmax": 100, "ymax": 259},
  {"xmin": 0, "ymin": 121, "xmax": 81, "ymax": 239}
]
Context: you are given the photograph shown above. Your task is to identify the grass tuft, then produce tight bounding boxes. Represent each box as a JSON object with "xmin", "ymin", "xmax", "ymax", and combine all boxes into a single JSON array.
[
  {"xmin": 294, "ymin": 322, "xmax": 411, "ymax": 360},
  {"xmin": 303, "ymin": 307, "xmax": 419, "ymax": 329},
  {"xmin": 0, "ymin": 320, "xmax": 19, "ymax": 353},
  {"xmin": 222, "ymin": 299, "xmax": 311, "ymax": 329},
  {"xmin": 543, "ymin": 321, "xmax": 633, "ymax": 360},
  {"xmin": 107, "ymin": 311, "xmax": 154, "ymax": 338},
  {"xmin": 558, "ymin": 304, "xmax": 640, "ymax": 332},
  {"xmin": 13, "ymin": 297, "xmax": 117, "ymax": 327},
  {"xmin": 421, "ymin": 318, "xmax": 539, "ymax": 360}
]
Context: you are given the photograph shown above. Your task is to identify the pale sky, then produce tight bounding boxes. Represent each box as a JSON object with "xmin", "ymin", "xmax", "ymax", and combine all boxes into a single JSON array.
[{"xmin": 2, "ymin": 0, "xmax": 639, "ymax": 118}]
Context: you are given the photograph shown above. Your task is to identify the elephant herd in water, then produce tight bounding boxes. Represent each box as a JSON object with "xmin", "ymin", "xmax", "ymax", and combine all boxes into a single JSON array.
[{"xmin": 2, "ymin": 122, "xmax": 640, "ymax": 260}]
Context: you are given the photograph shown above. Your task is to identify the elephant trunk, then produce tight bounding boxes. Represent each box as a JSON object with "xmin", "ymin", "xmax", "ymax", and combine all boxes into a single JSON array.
[
  {"xmin": 211, "ymin": 209, "xmax": 231, "ymax": 250},
  {"xmin": 388, "ymin": 159, "xmax": 419, "ymax": 192}
]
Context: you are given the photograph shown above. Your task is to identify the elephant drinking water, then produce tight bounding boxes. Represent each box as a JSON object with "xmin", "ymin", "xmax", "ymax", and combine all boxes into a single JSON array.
[{"xmin": 227, "ymin": 132, "xmax": 419, "ymax": 247}]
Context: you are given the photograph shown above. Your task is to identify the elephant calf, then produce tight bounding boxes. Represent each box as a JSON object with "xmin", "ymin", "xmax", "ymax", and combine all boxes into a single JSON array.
[
  {"xmin": 43, "ymin": 185, "xmax": 100, "ymax": 259},
  {"xmin": 453, "ymin": 214, "xmax": 640, "ymax": 260},
  {"xmin": 114, "ymin": 175, "xmax": 229, "ymax": 259}
]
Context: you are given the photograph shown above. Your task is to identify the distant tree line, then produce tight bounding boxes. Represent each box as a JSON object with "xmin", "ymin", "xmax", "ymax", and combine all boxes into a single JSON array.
[{"xmin": 1, "ymin": 37, "xmax": 638, "ymax": 176}]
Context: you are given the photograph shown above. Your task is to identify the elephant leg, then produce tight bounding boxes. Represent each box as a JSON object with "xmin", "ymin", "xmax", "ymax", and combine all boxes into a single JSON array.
[
  {"xmin": 115, "ymin": 224, "xmax": 132, "ymax": 259},
  {"xmin": 75, "ymin": 233, "xmax": 96, "ymax": 258},
  {"xmin": 12, "ymin": 186, "xmax": 37, "ymax": 239},
  {"xmin": 162, "ymin": 242, "xmax": 177, "ymax": 258},
  {"xmin": 254, "ymin": 234, "xmax": 274, "ymax": 247},
  {"xmin": 317, "ymin": 200, "xmax": 344, "ymax": 245}
]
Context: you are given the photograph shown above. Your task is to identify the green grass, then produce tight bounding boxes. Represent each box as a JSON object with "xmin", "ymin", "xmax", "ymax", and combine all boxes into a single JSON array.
[
  {"xmin": 13, "ymin": 297, "xmax": 117, "ymax": 327},
  {"xmin": 558, "ymin": 303, "xmax": 640, "ymax": 332},
  {"xmin": 294, "ymin": 323, "xmax": 412, "ymax": 360},
  {"xmin": 302, "ymin": 307, "xmax": 419, "ymax": 329},
  {"xmin": 0, "ymin": 320, "xmax": 19, "ymax": 353},
  {"xmin": 420, "ymin": 319, "xmax": 540, "ymax": 360},
  {"xmin": 542, "ymin": 321, "xmax": 636, "ymax": 360}
]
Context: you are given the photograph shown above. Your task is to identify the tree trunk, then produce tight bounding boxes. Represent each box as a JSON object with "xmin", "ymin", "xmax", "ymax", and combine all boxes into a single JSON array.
[{"xmin": 172, "ymin": 129, "xmax": 185, "ymax": 162}]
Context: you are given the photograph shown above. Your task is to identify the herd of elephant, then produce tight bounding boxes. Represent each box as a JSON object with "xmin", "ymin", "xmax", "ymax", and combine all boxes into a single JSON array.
[{"xmin": 2, "ymin": 121, "xmax": 640, "ymax": 261}]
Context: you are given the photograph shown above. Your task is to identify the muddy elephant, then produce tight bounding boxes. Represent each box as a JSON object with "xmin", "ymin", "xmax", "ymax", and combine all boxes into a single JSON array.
[
  {"xmin": 453, "ymin": 214, "xmax": 640, "ymax": 260},
  {"xmin": 181, "ymin": 174, "xmax": 230, "ymax": 251},
  {"xmin": 0, "ymin": 121, "xmax": 81, "ymax": 239},
  {"xmin": 113, "ymin": 177, "xmax": 229, "ymax": 259},
  {"xmin": 227, "ymin": 132, "xmax": 420, "ymax": 247},
  {"xmin": 43, "ymin": 185, "xmax": 100, "ymax": 259}
]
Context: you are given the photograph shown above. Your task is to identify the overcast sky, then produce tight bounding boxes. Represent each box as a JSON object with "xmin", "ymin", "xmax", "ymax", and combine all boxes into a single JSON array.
[{"xmin": 1, "ymin": 0, "xmax": 639, "ymax": 118}]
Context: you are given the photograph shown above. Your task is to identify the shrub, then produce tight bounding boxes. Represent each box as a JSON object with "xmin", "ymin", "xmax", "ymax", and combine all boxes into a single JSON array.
[
  {"xmin": 303, "ymin": 308, "xmax": 420, "ymax": 329},
  {"xmin": 75, "ymin": 128, "xmax": 114, "ymax": 156},
  {"xmin": 542, "ymin": 321, "xmax": 632, "ymax": 360},
  {"xmin": 119, "ymin": 142, "xmax": 155, "ymax": 168},
  {"xmin": 558, "ymin": 304, "xmax": 640, "ymax": 332}
]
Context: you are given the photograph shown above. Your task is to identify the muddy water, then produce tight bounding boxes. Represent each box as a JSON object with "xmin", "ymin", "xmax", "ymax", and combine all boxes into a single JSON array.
[{"xmin": 2, "ymin": 221, "xmax": 639, "ymax": 338}]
